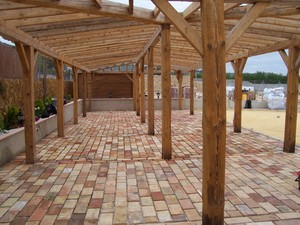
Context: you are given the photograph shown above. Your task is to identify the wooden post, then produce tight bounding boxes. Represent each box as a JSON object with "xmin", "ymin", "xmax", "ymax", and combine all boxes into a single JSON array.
[
  {"xmin": 201, "ymin": 0, "xmax": 226, "ymax": 224},
  {"xmin": 136, "ymin": 62, "xmax": 140, "ymax": 116},
  {"xmin": 284, "ymin": 46, "xmax": 300, "ymax": 153},
  {"xmin": 72, "ymin": 66, "xmax": 78, "ymax": 124},
  {"xmin": 88, "ymin": 73, "xmax": 92, "ymax": 112},
  {"xmin": 161, "ymin": 24, "xmax": 172, "ymax": 160},
  {"xmin": 231, "ymin": 58, "xmax": 247, "ymax": 133},
  {"xmin": 148, "ymin": 46, "xmax": 155, "ymax": 135},
  {"xmin": 140, "ymin": 56, "xmax": 146, "ymax": 123},
  {"xmin": 82, "ymin": 71, "xmax": 87, "ymax": 117},
  {"xmin": 190, "ymin": 70, "xmax": 195, "ymax": 115},
  {"xmin": 54, "ymin": 59, "xmax": 64, "ymax": 137},
  {"xmin": 176, "ymin": 70, "xmax": 183, "ymax": 110},
  {"xmin": 43, "ymin": 57, "xmax": 47, "ymax": 100},
  {"xmin": 16, "ymin": 43, "xmax": 36, "ymax": 164},
  {"xmin": 133, "ymin": 63, "xmax": 137, "ymax": 111}
]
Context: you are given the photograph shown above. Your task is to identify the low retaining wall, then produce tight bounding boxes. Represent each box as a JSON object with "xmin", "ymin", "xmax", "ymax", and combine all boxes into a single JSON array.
[
  {"xmin": 91, "ymin": 98, "xmax": 202, "ymax": 111},
  {"xmin": 0, "ymin": 100, "xmax": 82, "ymax": 166},
  {"xmin": 90, "ymin": 98, "xmax": 268, "ymax": 111}
]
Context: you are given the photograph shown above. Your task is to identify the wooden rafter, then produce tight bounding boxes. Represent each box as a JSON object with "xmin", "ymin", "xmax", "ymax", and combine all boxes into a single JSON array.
[
  {"xmin": 4, "ymin": 0, "xmax": 165, "ymax": 24},
  {"xmin": 182, "ymin": 2, "xmax": 200, "ymax": 19},
  {"xmin": 135, "ymin": 26, "xmax": 161, "ymax": 62},
  {"xmin": 226, "ymin": 2, "xmax": 269, "ymax": 52},
  {"xmin": 0, "ymin": 18, "xmax": 90, "ymax": 71}
]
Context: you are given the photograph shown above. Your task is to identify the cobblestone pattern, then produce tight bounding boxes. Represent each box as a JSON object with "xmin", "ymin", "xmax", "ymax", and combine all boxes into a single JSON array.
[{"xmin": 0, "ymin": 111, "xmax": 299, "ymax": 225}]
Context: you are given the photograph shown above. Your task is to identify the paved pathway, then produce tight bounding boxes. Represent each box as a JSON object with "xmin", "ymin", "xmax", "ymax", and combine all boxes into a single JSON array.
[{"xmin": 0, "ymin": 111, "xmax": 299, "ymax": 224}]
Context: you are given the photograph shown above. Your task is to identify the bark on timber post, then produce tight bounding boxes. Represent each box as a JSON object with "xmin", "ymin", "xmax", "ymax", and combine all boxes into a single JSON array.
[
  {"xmin": 176, "ymin": 70, "xmax": 183, "ymax": 110},
  {"xmin": 136, "ymin": 62, "xmax": 140, "ymax": 116},
  {"xmin": 284, "ymin": 46, "xmax": 300, "ymax": 153},
  {"xmin": 140, "ymin": 57, "xmax": 146, "ymax": 123},
  {"xmin": 190, "ymin": 70, "xmax": 195, "ymax": 115},
  {"xmin": 82, "ymin": 71, "xmax": 87, "ymax": 117},
  {"xmin": 88, "ymin": 73, "xmax": 92, "ymax": 112},
  {"xmin": 161, "ymin": 24, "xmax": 172, "ymax": 160},
  {"xmin": 72, "ymin": 67, "xmax": 78, "ymax": 124},
  {"xmin": 201, "ymin": 0, "xmax": 226, "ymax": 224},
  {"xmin": 16, "ymin": 43, "xmax": 36, "ymax": 164},
  {"xmin": 54, "ymin": 59, "xmax": 64, "ymax": 138},
  {"xmin": 232, "ymin": 58, "xmax": 247, "ymax": 133},
  {"xmin": 148, "ymin": 47, "xmax": 155, "ymax": 135}
]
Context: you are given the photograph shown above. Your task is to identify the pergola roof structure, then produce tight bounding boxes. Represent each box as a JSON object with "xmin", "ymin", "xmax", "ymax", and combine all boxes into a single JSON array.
[{"xmin": 0, "ymin": 0, "xmax": 299, "ymax": 72}]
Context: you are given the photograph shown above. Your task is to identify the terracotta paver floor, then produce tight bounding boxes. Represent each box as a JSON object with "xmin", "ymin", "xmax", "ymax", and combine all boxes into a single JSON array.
[{"xmin": 0, "ymin": 110, "xmax": 300, "ymax": 225}]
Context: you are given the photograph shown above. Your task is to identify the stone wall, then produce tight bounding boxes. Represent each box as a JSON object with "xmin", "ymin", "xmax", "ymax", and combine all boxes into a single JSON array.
[{"xmin": 0, "ymin": 78, "xmax": 73, "ymax": 115}]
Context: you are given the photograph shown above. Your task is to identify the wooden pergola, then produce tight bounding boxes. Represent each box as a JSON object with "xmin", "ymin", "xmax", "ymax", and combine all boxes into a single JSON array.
[{"xmin": 0, "ymin": 0, "xmax": 300, "ymax": 224}]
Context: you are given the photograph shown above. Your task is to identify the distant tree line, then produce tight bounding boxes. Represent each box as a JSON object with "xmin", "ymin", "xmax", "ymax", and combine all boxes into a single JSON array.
[{"xmin": 196, "ymin": 71, "xmax": 289, "ymax": 84}]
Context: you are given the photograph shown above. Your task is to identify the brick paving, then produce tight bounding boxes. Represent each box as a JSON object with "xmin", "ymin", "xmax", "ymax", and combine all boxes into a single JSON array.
[{"xmin": 0, "ymin": 110, "xmax": 299, "ymax": 225}]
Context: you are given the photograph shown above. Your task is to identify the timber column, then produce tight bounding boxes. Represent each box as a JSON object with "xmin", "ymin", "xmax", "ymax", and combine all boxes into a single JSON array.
[
  {"xmin": 88, "ymin": 73, "xmax": 92, "ymax": 112},
  {"xmin": 190, "ymin": 70, "xmax": 195, "ymax": 115},
  {"xmin": 201, "ymin": 0, "xmax": 226, "ymax": 224},
  {"xmin": 148, "ymin": 47, "xmax": 155, "ymax": 135},
  {"xmin": 140, "ymin": 57, "xmax": 146, "ymax": 123},
  {"xmin": 136, "ymin": 62, "xmax": 140, "ymax": 116},
  {"xmin": 161, "ymin": 24, "xmax": 172, "ymax": 160},
  {"xmin": 176, "ymin": 70, "xmax": 183, "ymax": 110},
  {"xmin": 82, "ymin": 71, "xmax": 87, "ymax": 117},
  {"xmin": 16, "ymin": 43, "xmax": 36, "ymax": 163},
  {"xmin": 72, "ymin": 67, "xmax": 79, "ymax": 124},
  {"xmin": 232, "ymin": 58, "xmax": 247, "ymax": 133},
  {"xmin": 284, "ymin": 46, "xmax": 300, "ymax": 153},
  {"xmin": 54, "ymin": 59, "xmax": 64, "ymax": 137}
]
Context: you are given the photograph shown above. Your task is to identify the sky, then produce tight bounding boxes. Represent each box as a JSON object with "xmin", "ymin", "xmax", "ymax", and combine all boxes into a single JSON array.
[{"xmin": 0, "ymin": 0, "xmax": 288, "ymax": 75}]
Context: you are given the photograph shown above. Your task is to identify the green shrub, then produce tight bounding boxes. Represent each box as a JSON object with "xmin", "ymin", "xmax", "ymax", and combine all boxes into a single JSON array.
[
  {"xmin": 0, "ymin": 112, "xmax": 4, "ymax": 131},
  {"xmin": 7, "ymin": 106, "xmax": 19, "ymax": 129},
  {"xmin": 44, "ymin": 95, "xmax": 53, "ymax": 106},
  {"xmin": 35, "ymin": 99, "xmax": 45, "ymax": 117}
]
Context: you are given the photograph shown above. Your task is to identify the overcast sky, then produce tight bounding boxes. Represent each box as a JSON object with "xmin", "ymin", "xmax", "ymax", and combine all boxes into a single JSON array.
[{"xmin": 0, "ymin": 0, "xmax": 287, "ymax": 75}]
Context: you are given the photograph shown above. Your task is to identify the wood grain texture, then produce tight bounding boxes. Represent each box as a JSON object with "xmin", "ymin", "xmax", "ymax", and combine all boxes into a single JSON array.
[
  {"xmin": 201, "ymin": 0, "xmax": 226, "ymax": 224},
  {"xmin": 161, "ymin": 24, "xmax": 172, "ymax": 160},
  {"xmin": 72, "ymin": 66, "xmax": 78, "ymax": 124},
  {"xmin": 284, "ymin": 46, "xmax": 300, "ymax": 153},
  {"xmin": 148, "ymin": 46, "xmax": 155, "ymax": 135},
  {"xmin": 54, "ymin": 59, "xmax": 64, "ymax": 137},
  {"xmin": 16, "ymin": 43, "xmax": 36, "ymax": 164}
]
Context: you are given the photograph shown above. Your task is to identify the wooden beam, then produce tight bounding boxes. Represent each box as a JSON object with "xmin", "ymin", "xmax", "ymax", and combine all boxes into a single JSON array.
[
  {"xmin": 151, "ymin": 0, "xmax": 203, "ymax": 56},
  {"xmin": 54, "ymin": 59, "xmax": 64, "ymax": 137},
  {"xmin": 176, "ymin": 70, "xmax": 183, "ymax": 110},
  {"xmin": 136, "ymin": 62, "xmax": 140, "ymax": 116},
  {"xmin": 232, "ymin": 57, "xmax": 247, "ymax": 133},
  {"xmin": 226, "ymin": 2, "xmax": 269, "ymax": 52},
  {"xmin": 201, "ymin": 0, "xmax": 226, "ymax": 224},
  {"xmin": 140, "ymin": 57, "xmax": 146, "ymax": 123},
  {"xmin": 0, "ymin": 18, "xmax": 89, "ymax": 72},
  {"xmin": 226, "ymin": 38, "xmax": 300, "ymax": 61},
  {"xmin": 5, "ymin": 0, "xmax": 164, "ymax": 24},
  {"xmin": 125, "ymin": 73, "xmax": 133, "ymax": 82},
  {"xmin": 88, "ymin": 73, "xmax": 92, "ymax": 112},
  {"xmin": 82, "ymin": 71, "xmax": 87, "ymax": 117},
  {"xmin": 284, "ymin": 46, "xmax": 300, "ymax": 153},
  {"xmin": 135, "ymin": 26, "xmax": 162, "ymax": 63},
  {"xmin": 148, "ymin": 46, "xmax": 155, "ymax": 135},
  {"xmin": 190, "ymin": 70, "xmax": 195, "ymax": 115},
  {"xmin": 161, "ymin": 24, "xmax": 172, "ymax": 160},
  {"xmin": 278, "ymin": 49, "xmax": 289, "ymax": 68},
  {"xmin": 91, "ymin": 0, "xmax": 101, "ymax": 8},
  {"xmin": 128, "ymin": 0, "xmax": 133, "ymax": 14},
  {"xmin": 15, "ymin": 43, "xmax": 36, "ymax": 164},
  {"xmin": 183, "ymin": 2, "xmax": 200, "ymax": 19},
  {"xmin": 153, "ymin": 7, "xmax": 161, "ymax": 18},
  {"xmin": 72, "ymin": 66, "xmax": 79, "ymax": 124}
]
